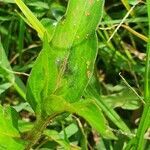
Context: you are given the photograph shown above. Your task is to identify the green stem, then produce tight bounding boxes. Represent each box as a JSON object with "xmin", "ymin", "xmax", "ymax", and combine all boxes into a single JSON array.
[
  {"xmin": 13, "ymin": 82, "xmax": 25, "ymax": 100},
  {"xmin": 24, "ymin": 114, "xmax": 57, "ymax": 150},
  {"xmin": 133, "ymin": 104, "xmax": 150, "ymax": 150},
  {"xmin": 127, "ymin": 1, "xmax": 150, "ymax": 149},
  {"xmin": 18, "ymin": 19, "xmax": 25, "ymax": 64}
]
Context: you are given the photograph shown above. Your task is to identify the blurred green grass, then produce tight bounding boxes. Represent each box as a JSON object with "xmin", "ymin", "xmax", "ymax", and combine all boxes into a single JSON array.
[{"xmin": 0, "ymin": 0, "xmax": 150, "ymax": 149}]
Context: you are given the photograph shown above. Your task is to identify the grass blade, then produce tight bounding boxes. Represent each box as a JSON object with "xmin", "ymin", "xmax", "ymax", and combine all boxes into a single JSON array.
[
  {"xmin": 85, "ymin": 84, "xmax": 131, "ymax": 134},
  {"xmin": 125, "ymin": 0, "xmax": 150, "ymax": 149},
  {"xmin": 15, "ymin": 0, "xmax": 47, "ymax": 40}
]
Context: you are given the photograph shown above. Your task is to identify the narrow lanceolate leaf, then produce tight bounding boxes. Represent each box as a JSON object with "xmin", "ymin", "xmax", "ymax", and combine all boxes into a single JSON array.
[
  {"xmin": 52, "ymin": 0, "xmax": 104, "ymax": 48},
  {"xmin": 26, "ymin": 0, "xmax": 104, "ymax": 114},
  {"xmin": 85, "ymin": 81, "xmax": 131, "ymax": 134},
  {"xmin": 15, "ymin": 0, "xmax": 50, "ymax": 40}
]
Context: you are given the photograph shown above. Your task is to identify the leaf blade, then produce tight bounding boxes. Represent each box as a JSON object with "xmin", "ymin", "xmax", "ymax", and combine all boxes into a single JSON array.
[
  {"xmin": 15, "ymin": 0, "xmax": 49, "ymax": 40},
  {"xmin": 52, "ymin": 0, "xmax": 104, "ymax": 48}
]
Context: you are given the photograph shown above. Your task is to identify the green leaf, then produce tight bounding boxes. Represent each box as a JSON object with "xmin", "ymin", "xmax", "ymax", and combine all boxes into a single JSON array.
[
  {"xmin": 41, "ymin": 18, "xmax": 57, "ymax": 41},
  {"xmin": 26, "ymin": 35, "xmax": 59, "ymax": 113},
  {"xmin": 52, "ymin": 0, "xmax": 104, "ymax": 48},
  {"xmin": 72, "ymin": 99, "xmax": 117, "ymax": 140},
  {"xmin": 18, "ymin": 120, "xmax": 33, "ymax": 133},
  {"xmin": 44, "ymin": 95, "xmax": 116, "ymax": 139},
  {"xmin": 2, "ymin": 0, "xmax": 15, "ymax": 3},
  {"xmin": 0, "ymin": 42, "xmax": 25, "ymax": 98},
  {"xmin": 26, "ymin": 1, "xmax": 103, "ymax": 112},
  {"xmin": 15, "ymin": 0, "xmax": 50, "ymax": 40},
  {"xmin": 0, "ymin": 105, "xmax": 19, "ymax": 137},
  {"xmin": 44, "ymin": 130, "xmax": 72, "ymax": 150},
  {"xmin": 25, "ymin": 1, "xmax": 105, "ymax": 139},
  {"xmin": 0, "ymin": 135, "xmax": 25, "ymax": 150},
  {"xmin": 58, "ymin": 33, "xmax": 98, "ymax": 103},
  {"xmin": 85, "ymin": 80, "xmax": 131, "ymax": 134},
  {"xmin": 59, "ymin": 123, "xmax": 78, "ymax": 139},
  {"xmin": 101, "ymin": 88, "xmax": 141, "ymax": 110},
  {"xmin": 26, "ymin": 33, "xmax": 98, "ymax": 113},
  {"xmin": 0, "ymin": 42, "xmax": 14, "ymax": 94},
  {"xmin": 13, "ymin": 76, "xmax": 26, "ymax": 100},
  {"xmin": 0, "ymin": 42, "xmax": 14, "ymax": 82},
  {"xmin": 43, "ymin": 95, "xmax": 70, "ymax": 115},
  {"xmin": 0, "ymin": 105, "xmax": 25, "ymax": 149},
  {"xmin": 26, "ymin": 1, "xmax": 49, "ymax": 10},
  {"xmin": 0, "ymin": 83, "xmax": 12, "ymax": 95}
]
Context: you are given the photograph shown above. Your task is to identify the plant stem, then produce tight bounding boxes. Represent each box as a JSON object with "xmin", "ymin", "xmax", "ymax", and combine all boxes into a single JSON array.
[
  {"xmin": 129, "ymin": 1, "xmax": 150, "ymax": 149},
  {"xmin": 24, "ymin": 114, "xmax": 57, "ymax": 150},
  {"xmin": 133, "ymin": 105, "xmax": 150, "ymax": 150},
  {"xmin": 13, "ymin": 82, "xmax": 25, "ymax": 100},
  {"xmin": 18, "ymin": 18, "xmax": 25, "ymax": 65}
]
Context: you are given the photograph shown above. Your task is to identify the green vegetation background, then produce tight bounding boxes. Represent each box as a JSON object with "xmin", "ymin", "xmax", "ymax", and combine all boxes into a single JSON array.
[{"xmin": 0, "ymin": 0, "xmax": 150, "ymax": 149}]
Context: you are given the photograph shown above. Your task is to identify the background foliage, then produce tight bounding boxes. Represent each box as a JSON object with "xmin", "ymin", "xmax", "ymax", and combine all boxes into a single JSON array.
[{"xmin": 0, "ymin": 0, "xmax": 150, "ymax": 149}]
